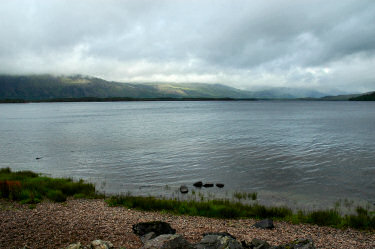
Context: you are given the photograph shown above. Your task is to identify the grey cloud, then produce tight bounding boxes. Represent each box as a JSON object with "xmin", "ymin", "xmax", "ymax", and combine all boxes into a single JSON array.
[{"xmin": 0, "ymin": 0, "xmax": 374, "ymax": 93}]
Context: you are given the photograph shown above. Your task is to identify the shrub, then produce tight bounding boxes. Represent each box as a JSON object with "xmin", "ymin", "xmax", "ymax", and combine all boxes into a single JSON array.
[
  {"xmin": 344, "ymin": 206, "xmax": 375, "ymax": 229},
  {"xmin": 306, "ymin": 209, "xmax": 341, "ymax": 226},
  {"xmin": 0, "ymin": 180, "xmax": 21, "ymax": 199},
  {"xmin": 47, "ymin": 189, "xmax": 67, "ymax": 202}
]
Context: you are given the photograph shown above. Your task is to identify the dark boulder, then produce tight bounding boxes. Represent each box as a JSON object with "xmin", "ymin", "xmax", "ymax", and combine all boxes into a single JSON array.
[
  {"xmin": 203, "ymin": 183, "xmax": 214, "ymax": 188},
  {"xmin": 193, "ymin": 181, "xmax": 203, "ymax": 188},
  {"xmin": 216, "ymin": 183, "xmax": 224, "ymax": 188},
  {"xmin": 141, "ymin": 234, "xmax": 194, "ymax": 249},
  {"xmin": 195, "ymin": 233, "xmax": 243, "ymax": 249},
  {"xmin": 180, "ymin": 185, "xmax": 189, "ymax": 194},
  {"xmin": 203, "ymin": 232, "xmax": 236, "ymax": 240},
  {"xmin": 277, "ymin": 238, "xmax": 315, "ymax": 249},
  {"xmin": 133, "ymin": 221, "xmax": 176, "ymax": 237},
  {"xmin": 242, "ymin": 238, "xmax": 271, "ymax": 249},
  {"xmin": 254, "ymin": 219, "xmax": 274, "ymax": 229},
  {"xmin": 140, "ymin": 232, "xmax": 157, "ymax": 244}
]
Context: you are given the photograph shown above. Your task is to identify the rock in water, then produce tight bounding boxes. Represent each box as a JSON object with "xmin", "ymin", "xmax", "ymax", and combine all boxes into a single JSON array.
[
  {"xmin": 193, "ymin": 181, "xmax": 203, "ymax": 188},
  {"xmin": 133, "ymin": 221, "xmax": 176, "ymax": 237},
  {"xmin": 180, "ymin": 185, "xmax": 188, "ymax": 194},
  {"xmin": 195, "ymin": 233, "xmax": 243, "ymax": 249},
  {"xmin": 90, "ymin": 240, "xmax": 114, "ymax": 249},
  {"xmin": 203, "ymin": 183, "xmax": 214, "ymax": 188},
  {"xmin": 216, "ymin": 183, "xmax": 224, "ymax": 188},
  {"xmin": 141, "ymin": 234, "xmax": 194, "ymax": 249},
  {"xmin": 254, "ymin": 219, "xmax": 274, "ymax": 229}
]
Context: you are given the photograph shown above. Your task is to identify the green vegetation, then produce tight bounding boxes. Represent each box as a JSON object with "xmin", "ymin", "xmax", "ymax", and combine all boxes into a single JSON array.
[
  {"xmin": 1, "ymin": 167, "xmax": 374, "ymax": 230},
  {"xmin": 0, "ymin": 167, "xmax": 98, "ymax": 203},
  {"xmin": 106, "ymin": 194, "xmax": 291, "ymax": 219},
  {"xmin": 350, "ymin": 91, "xmax": 375, "ymax": 101},
  {"xmin": 107, "ymin": 193, "xmax": 375, "ymax": 231},
  {"xmin": 233, "ymin": 191, "xmax": 257, "ymax": 201},
  {"xmin": 291, "ymin": 207, "xmax": 375, "ymax": 230},
  {"xmin": 319, "ymin": 93, "xmax": 362, "ymax": 101}
]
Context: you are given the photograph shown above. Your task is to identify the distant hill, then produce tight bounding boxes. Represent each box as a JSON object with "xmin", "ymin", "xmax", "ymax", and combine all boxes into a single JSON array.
[
  {"xmin": 0, "ymin": 75, "xmax": 254, "ymax": 100},
  {"xmin": 349, "ymin": 91, "xmax": 375, "ymax": 101},
  {"xmin": 320, "ymin": 93, "xmax": 362, "ymax": 101},
  {"xmin": 0, "ymin": 74, "xmax": 365, "ymax": 101},
  {"xmin": 245, "ymin": 87, "xmax": 328, "ymax": 99}
]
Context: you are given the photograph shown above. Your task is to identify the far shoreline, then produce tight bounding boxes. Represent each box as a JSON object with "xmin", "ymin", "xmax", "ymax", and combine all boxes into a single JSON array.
[{"xmin": 1, "ymin": 96, "xmax": 371, "ymax": 103}]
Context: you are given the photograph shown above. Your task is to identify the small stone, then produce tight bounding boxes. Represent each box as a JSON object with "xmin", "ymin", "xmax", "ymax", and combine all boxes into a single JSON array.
[
  {"xmin": 216, "ymin": 183, "xmax": 224, "ymax": 188},
  {"xmin": 254, "ymin": 219, "xmax": 274, "ymax": 229},
  {"xmin": 90, "ymin": 240, "xmax": 113, "ymax": 249},
  {"xmin": 90, "ymin": 240, "xmax": 114, "ymax": 249},
  {"xmin": 203, "ymin": 183, "xmax": 214, "ymax": 188},
  {"xmin": 65, "ymin": 242, "xmax": 83, "ymax": 249},
  {"xmin": 180, "ymin": 185, "xmax": 188, "ymax": 194}
]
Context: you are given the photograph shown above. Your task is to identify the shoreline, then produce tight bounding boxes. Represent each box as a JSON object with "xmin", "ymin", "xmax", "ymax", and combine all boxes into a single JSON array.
[{"xmin": 1, "ymin": 198, "xmax": 374, "ymax": 249}]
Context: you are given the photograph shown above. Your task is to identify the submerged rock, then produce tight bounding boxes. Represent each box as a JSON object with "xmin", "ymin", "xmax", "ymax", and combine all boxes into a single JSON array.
[
  {"xmin": 216, "ymin": 183, "xmax": 224, "ymax": 188},
  {"xmin": 254, "ymin": 219, "xmax": 274, "ymax": 229},
  {"xmin": 133, "ymin": 221, "xmax": 176, "ymax": 237},
  {"xmin": 203, "ymin": 183, "xmax": 214, "ymax": 188},
  {"xmin": 193, "ymin": 181, "xmax": 203, "ymax": 188},
  {"xmin": 180, "ymin": 185, "xmax": 189, "ymax": 194}
]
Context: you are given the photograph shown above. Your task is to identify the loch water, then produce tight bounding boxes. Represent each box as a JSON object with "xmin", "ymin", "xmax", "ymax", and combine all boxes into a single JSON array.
[{"xmin": 1, "ymin": 101, "xmax": 374, "ymax": 209}]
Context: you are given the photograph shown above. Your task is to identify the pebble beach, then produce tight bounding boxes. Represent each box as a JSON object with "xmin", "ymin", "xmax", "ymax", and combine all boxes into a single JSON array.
[{"xmin": 0, "ymin": 199, "xmax": 374, "ymax": 249}]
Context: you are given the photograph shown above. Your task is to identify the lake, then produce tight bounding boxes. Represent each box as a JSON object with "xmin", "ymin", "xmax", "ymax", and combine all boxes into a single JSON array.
[{"xmin": 0, "ymin": 101, "xmax": 374, "ymax": 210}]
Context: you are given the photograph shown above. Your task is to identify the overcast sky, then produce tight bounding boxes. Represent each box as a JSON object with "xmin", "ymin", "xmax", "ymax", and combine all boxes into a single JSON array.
[{"xmin": 0, "ymin": 0, "xmax": 374, "ymax": 93}]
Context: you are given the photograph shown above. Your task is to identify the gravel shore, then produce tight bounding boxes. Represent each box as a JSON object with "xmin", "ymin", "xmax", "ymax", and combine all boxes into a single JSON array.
[{"xmin": 0, "ymin": 199, "xmax": 374, "ymax": 249}]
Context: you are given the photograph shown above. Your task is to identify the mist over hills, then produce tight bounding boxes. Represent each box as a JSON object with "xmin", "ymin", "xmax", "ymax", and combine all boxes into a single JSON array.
[{"xmin": 0, "ymin": 74, "xmax": 370, "ymax": 101}]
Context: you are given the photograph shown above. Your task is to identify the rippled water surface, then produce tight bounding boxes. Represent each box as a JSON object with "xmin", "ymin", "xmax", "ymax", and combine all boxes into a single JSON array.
[{"xmin": 1, "ymin": 101, "xmax": 374, "ymax": 208}]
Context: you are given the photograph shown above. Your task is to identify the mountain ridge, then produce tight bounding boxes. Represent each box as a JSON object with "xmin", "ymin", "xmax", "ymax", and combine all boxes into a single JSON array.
[
  {"xmin": 0, "ymin": 74, "xmax": 254, "ymax": 100},
  {"xmin": 0, "ymin": 74, "xmax": 372, "ymax": 101}
]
